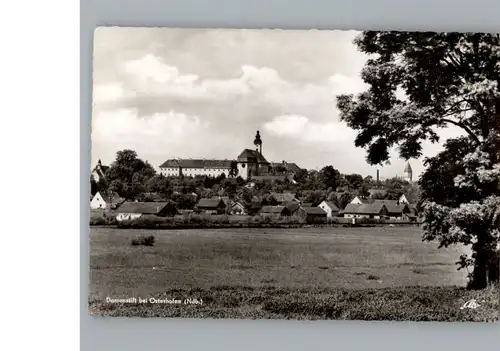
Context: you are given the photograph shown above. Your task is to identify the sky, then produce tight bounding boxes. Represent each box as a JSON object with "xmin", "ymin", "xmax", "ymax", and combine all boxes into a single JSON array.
[{"xmin": 92, "ymin": 27, "xmax": 464, "ymax": 180}]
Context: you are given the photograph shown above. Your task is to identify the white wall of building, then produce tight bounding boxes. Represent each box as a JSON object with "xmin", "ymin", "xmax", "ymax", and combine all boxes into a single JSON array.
[
  {"xmin": 116, "ymin": 213, "xmax": 143, "ymax": 222},
  {"xmin": 159, "ymin": 167, "xmax": 230, "ymax": 178},
  {"xmin": 90, "ymin": 192, "xmax": 107, "ymax": 209}
]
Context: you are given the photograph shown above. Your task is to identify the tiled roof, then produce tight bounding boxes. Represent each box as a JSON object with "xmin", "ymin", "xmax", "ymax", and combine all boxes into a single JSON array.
[
  {"xmin": 301, "ymin": 207, "xmax": 327, "ymax": 215},
  {"xmin": 384, "ymin": 203, "xmax": 410, "ymax": 215},
  {"xmin": 116, "ymin": 201, "xmax": 174, "ymax": 214},
  {"xmin": 283, "ymin": 201, "xmax": 300, "ymax": 213},
  {"xmin": 159, "ymin": 159, "xmax": 232, "ymax": 169},
  {"xmin": 197, "ymin": 198, "xmax": 225, "ymax": 209},
  {"xmin": 270, "ymin": 162, "xmax": 302, "ymax": 173},
  {"xmin": 210, "ymin": 196, "xmax": 230, "ymax": 206},
  {"xmin": 237, "ymin": 149, "xmax": 269, "ymax": 164},
  {"xmin": 342, "ymin": 203, "xmax": 386, "ymax": 215},
  {"xmin": 323, "ymin": 201, "xmax": 339, "ymax": 211}
]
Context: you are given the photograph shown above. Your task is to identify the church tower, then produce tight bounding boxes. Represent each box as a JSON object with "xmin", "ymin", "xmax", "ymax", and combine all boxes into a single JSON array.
[
  {"xmin": 254, "ymin": 130, "xmax": 262, "ymax": 155},
  {"xmin": 404, "ymin": 162, "xmax": 413, "ymax": 182}
]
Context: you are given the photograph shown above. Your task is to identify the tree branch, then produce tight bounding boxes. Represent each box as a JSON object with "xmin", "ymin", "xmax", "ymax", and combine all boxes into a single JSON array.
[{"xmin": 441, "ymin": 118, "xmax": 482, "ymax": 145}]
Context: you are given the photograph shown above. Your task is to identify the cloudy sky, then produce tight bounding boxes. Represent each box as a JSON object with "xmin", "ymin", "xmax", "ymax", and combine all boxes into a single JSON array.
[{"xmin": 92, "ymin": 27, "xmax": 464, "ymax": 179}]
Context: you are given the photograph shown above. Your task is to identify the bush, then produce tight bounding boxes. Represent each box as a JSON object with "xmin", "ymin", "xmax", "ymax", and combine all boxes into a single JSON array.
[{"xmin": 131, "ymin": 235, "xmax": 155, "ymax": 246}]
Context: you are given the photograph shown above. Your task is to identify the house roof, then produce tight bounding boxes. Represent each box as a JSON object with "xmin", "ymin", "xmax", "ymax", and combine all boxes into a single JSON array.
[
  {"xmin": 283, "ymin": 201, "xmax": 300, "ymax": 213},
  {"xmin": 159, "ymin": 159, "xmax": 232, "ymax": 169},
  {"xmin": 94, "ymin": 191, "xmax": 124, "ymax": 205},
  {"xmin": 140, "ymin": 192, "xmax": 167, "ymax": 202},
  {"xmin": 210, "ymin": 196, "xmax": 230, "ymax": 205},
  {"xmin": 117, "ymin": 201, "xmax": 174, "ymax": 214},
  {"xmin": 342, "ymin": 203, "xmax": 386, "ymax": 215},
  {"xmin": 301, "ymin": 207, "xmax": 327, "ymax": 215},
  {"xmin": 237, "ymin": 149, "xmax": 269, "ymax": 164},
  {"xmin": 197, "ymin": 198, "xmax": 225, "ymax": 209},
  {"xmin": 384, "ymin": 203, "xmax": 409, "ymax": 215},
  {"xmin": 259, "ymin": 205, "xmax": 286, "ymax": 214},
  {"xmin": 270, "ymin": 192, "xmax": 297, "ymax": 202},
  {"xmin": 322, "ymin": 201, "xmax": 340, "ymax": 211},
  {"xmin": 270, "ymin": 162, "xmax": 302, "ymax": 173},
  {"xmin": 301, "ymin": 202, "xmax": 313, "ymax": 207}
]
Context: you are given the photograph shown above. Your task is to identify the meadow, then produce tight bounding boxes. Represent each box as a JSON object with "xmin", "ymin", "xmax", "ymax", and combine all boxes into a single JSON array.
[{"xmin": 88, "ymin": 226, "xmax": 498, "ymax": 321}]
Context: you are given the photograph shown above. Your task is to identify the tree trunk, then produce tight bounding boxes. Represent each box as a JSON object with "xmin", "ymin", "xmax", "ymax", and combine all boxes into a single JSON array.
[{"xmin": 468, "ymin": 249, "xmax": 499, "ymax": 289}]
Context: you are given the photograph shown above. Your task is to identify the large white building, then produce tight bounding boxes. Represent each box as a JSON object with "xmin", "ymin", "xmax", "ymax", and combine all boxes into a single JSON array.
[{"xmin": 159, "ymin": 131, "xmax": 301, "ymax": 180}]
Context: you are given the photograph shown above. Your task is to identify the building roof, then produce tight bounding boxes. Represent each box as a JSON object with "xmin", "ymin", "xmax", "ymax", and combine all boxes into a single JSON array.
[
  {"xmin": 270, "ymin": 162, "xmax": 302, "ymax": 173},
  {"xmin": 321, "ymin": 201, "xmax": 340, "ymax": 211},
  {"xmin": 197, "ymin": 198, "xmax": 225, "ymax": 209},
  {"xmin": 301, "ymin": 202, "xmax": 313, "ymax": 207},
  {"xmin": 210, "ymin": 196, "xmax": 230, "ymax": 206},
  {"xmin": 283, "ymin": 201, "xmax": 300, "ymax": 213},
  {"xmin": 383, "ymin": 202, "xmax": 409, "ymax": 215},
  {"xmin": 116, "ymin": 201, "xmax": 174, "ymax": 214},
  {"xmin": 301, "ymin": 207, "xmax": 327, "ymax": 216},
  {"xmin": 259, "ymin": 205, "xmax": 286, "ymax": 214},
  {"xmin": 94, "ymin": 191, "xmax": 124, "ymax": 205},
  {"xmin": 237, "ymin": 149, "xmax": 269, "ymax": 164},
  {"xmin": 342, "ymin": 203, "xmax": 386, "ymax": 215},
  {"xmin": 368, "ymin": 188, "xmax": 388, "ymax": 196},
  {"xmin": 404, "ymin": 162, "xmax": 413, "ymax": 173},
  {"xmin": 159, "ymin": 159, "xmax": 232, "ymax": 169}
]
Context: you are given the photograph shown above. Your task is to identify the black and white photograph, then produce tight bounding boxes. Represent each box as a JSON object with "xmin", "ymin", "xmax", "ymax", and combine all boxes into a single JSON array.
[{"xmin": 89, "ymin": 27, "xmax": 499, "ymax": 321}]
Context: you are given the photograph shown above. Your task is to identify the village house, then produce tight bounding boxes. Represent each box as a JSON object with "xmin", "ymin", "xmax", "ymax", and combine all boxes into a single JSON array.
[
  {"xmin": 342, "ymin": 203, "xmax": 388, "ymax": 219},
  {"xmin": 115, "ymin": 201, "xmax": 178, "ymax": 222},
  {"xmin": 295, "ymin": 207, "xmax": 327, "ymax": 222},
  {"xmin": 230, "ymin": 201, "xmax": 247, "ymax": 215},
  {"xmin": 259, "ymin": 205, "xmax": 292, "ymax": 217},
  {"xmin": 195, "ymin": 198, "xmax": 226, "ymax": 215},
  {"xmin": 318, "ymin": 200, "xmax": 340, "ymax": 218},
  {"xmin": 90, "ymin": 191, "xmax": 125, "ymax": 210}
]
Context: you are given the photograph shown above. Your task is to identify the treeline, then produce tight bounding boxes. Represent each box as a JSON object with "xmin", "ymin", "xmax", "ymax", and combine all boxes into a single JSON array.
[{"xmin": 91, "ymin": 149, "xmax": 421, "ymax": 211}]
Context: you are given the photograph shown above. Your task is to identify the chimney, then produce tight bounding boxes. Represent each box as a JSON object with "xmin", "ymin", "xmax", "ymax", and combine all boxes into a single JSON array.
[{"xmin": 376, "ymin": 169, "xmax": 380, "ymax": 185}]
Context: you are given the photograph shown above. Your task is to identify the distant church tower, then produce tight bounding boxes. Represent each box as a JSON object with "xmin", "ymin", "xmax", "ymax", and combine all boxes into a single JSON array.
[
  {"xmin": 403, "ymin": 162, "xmax": 413, "ymax": 182},
  {"xmin": 254, "ymin": 130, "xmax": 263, "ymax": 155}
]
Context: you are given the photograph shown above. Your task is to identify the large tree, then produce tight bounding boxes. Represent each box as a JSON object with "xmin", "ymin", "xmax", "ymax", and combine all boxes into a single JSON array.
[
  {"xmin": 106, "ymin": 149, "xmax": 156, "ymax": 199},
  {"xmin": 337, "ymin": 31, "xmax": 500, "ymax": 289},
  {"xmin": 319, "ymin": 165, "xmax": 341, "ymax": 190}
]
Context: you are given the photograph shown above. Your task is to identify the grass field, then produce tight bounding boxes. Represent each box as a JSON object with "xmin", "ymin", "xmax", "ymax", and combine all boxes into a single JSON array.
[{"xmin": 88, "ymin": 226, "xmax": 498, "ymax": 321}]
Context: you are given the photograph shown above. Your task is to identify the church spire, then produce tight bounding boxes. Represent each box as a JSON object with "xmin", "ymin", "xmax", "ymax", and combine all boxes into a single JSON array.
[
  {"xmin": 404, "ymin": 161, "xmax": 413, "ymax": 182},
  {"xmin": 253, "ymin": 130, "xmax": 262, "ymax": 154}
]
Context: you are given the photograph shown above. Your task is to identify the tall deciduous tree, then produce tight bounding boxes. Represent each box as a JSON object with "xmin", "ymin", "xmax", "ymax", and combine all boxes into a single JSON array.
[
  {"xmin": 319, "ymin": 165, "xmax": 341, "ymax": 190},
  {"xmin": 337, "ymin": 31, "xmax": 500, "ymax": 289},
  {"xmin": 106, "ymin": 149, "xmax": 156, "ymax": 199}
]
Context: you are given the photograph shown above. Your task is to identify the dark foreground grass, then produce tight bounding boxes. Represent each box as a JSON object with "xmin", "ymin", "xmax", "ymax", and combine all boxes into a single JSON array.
[{"xmin": 89, "ymin": 284, "xmax": 499, "ymax": 321}]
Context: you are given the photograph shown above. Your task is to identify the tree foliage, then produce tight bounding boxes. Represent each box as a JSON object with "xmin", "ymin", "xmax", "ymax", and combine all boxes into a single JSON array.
[
  {"xmin": 337, "ymin": 31, "xmax": 500, "ymax": 289},
  {"xmin": 106, "ymin": 149, "xmax": 156, "ymax": 199}
]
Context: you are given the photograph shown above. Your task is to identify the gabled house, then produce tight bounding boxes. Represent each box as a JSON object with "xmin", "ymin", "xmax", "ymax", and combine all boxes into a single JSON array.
[
  {"xmin": 195, "ymin": 198, "xmax": 226, "ymax": 215},
  {"xmin": 318, "ymin": 201, "xmax": 340, "ymax": 218},
  {"xmin": 295, "ymin": 207, "xmax": 327, "ymax": 221},
  {"xmin": 383, "ymin": 202, "xmax": 411, "ymax": 219},
  {"xmin": 115, "ymin": 201, "xmax": 178, "ymax": 221},
  {"xmin": 350, "ymin": 196, "xmax": 374, "ymax": 205},
  {"xmin": 259, "ymin": 205, "xmax": 292, "ymax": 217},
  {"xmin": 90, "ymin": 191, "xmax": 125, "ymax": 210},
  {"xmin": 283, "ymin": 201, "xmax": 301, "ymax": 215},
  {"xmin": 230, "ymin": 201, "xmax": 247, "ymax": 215},
  {"xmin": 341, "ymin": 203, "xmax": 388, "ymax": 219}
]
